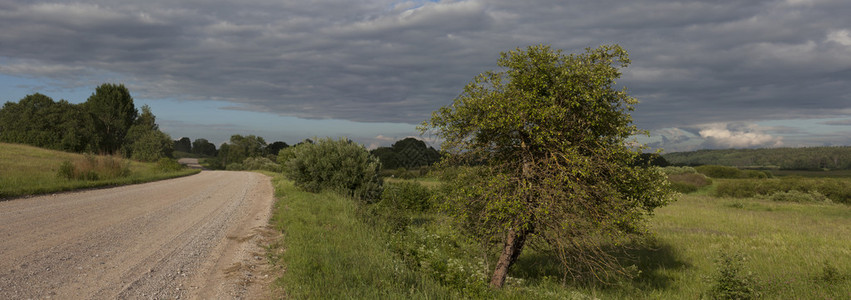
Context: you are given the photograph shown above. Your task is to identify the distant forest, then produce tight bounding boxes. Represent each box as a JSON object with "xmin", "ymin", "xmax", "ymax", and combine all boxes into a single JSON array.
[{"xmin": 663, "ymin": 147, "xmax": 851, "ymax": 170}]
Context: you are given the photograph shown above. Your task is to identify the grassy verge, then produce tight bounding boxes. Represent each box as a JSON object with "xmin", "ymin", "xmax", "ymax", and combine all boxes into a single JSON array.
[
  {"xmin": 266, "ymin": 174, "xmax": 851, "ymax": 299},
  {"xmin": 0, "ymin": 143, "xmax": 200, "ymax": 199},
  {"xmin": 267, "ymin": 176, "xmax": 454, "ymax": 299}
]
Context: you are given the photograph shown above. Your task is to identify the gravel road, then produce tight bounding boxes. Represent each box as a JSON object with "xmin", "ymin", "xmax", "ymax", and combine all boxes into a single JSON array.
[{"xmin": 0, "ymin": 171, "xmax": 277, "ymax": 299}]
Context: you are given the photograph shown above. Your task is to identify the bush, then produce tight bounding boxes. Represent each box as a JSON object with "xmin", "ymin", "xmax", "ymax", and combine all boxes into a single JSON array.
[
  {"xmin": 661, "ymin": 166, "xmax": 698, "ymax": 175},
  {"xmin": 155, "ymin": 158, "xmax": 184, "ymax": 172},
  {"xmin": 713, "ymin": 178, "xmax": 851, "ymax": 204},
  {"xmin": 767, "ymin": 190, "xmax": 828, "ymax": 203},
  {"xmin": 284, "ymin": 137, "xmax": 382, "ymax": 202},
  {"xmin": 706, "ymin": 252, "xmax": 759, "ymax": 300},
  {"xmin": 57, "ymin": 154, "xmax": 131, "ymax": 180},
  {"xmin": 241, "ymin": 156, "xmax": 281, "ymax": 172},
  {"xmin": 225, "ymin": 162, "xmax": 245, "ymax": 170},
  {"xmin": 695, "ymin": 165, "xmax": 771, "ymax": 179},
  {"xmin": 667, "ymin": 173, "xmax": 712, "ymax": 193},
  {"xmin": 380, "ymin": 181, "xmax": 432, "ymax": 212}
]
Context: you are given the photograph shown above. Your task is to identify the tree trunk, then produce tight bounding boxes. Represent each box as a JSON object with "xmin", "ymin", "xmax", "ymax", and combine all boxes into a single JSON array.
[
  {"xmin": 489, "ymin": 141, "xmax": 534, "ymax": 288},
  {"xmin": 489, "ymin": 227, "xmax": 529, "ymax": 288}
]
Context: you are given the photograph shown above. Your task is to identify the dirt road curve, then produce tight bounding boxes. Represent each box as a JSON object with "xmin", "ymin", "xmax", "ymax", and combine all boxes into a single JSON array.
[{"xmin": 0, "ymin": 171, "xmax": 277, "ymax": 299}]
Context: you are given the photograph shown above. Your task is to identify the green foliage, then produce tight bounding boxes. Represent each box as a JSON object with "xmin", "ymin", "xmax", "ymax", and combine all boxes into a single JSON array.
[
  {"xmin": 0, "ymin": 94, "xmax": 98, "ymax": 152},
  {"xmin": 216, "ymin": 134, "xmax": 267, "ymax": 168},
  {"xmin": 421, "ymin": 44, "xmax": 674, "ymax": 286},
  {"xmin": 56, "ymin": 154, "xmax": 130, "ymax": 181},
  {"xmin": 268, "ymin": 178, "xmax": 454, "ymax": 299},
  {"xmin": 662, "ymin": 166, "xmax": 698, "ymax": 175},
  {"xmin": 767, "ymin": 190, "xmax": 828, "ymax": 203},
  {"xmin": 265, "ymin": 141, "xmax": 288, "ymax": 156},
  {"xmin": 664, "ymin": 147, "xmax": 851, "ymax": 170},
  {"xmin": 84, "ymin": 83, "xmax": 138, "ymax": 154},
  {"xmin": 816, "ymin": 260, "xmax": 846, "ymax": 284},
  {"xmin": 379, "ymin": 181, "xmax": 432, "ymax": 212},
  {"xmin": 283, "ymin": 137, "xmax": 382, "ymax": 202},
  {"xmin": 174, "ymin": 137, "xmax": 192, "ymax": 153},
  {"xmin": 225, "ymin": 156, "xmax": 281, "ymax": 172},
  {"xmin": 155, "ymin": 158, "xmax": 184, "ymax": 172},
  {"xmin": 713, "ymin": 177, "xmax": 851, "ymax": 204},
  {"xmin": 242, "ymin": 156, "xmax": 282, "ymax": 172},
  {"xmin": 0, "ymin": 85, "xmax": 172, "ymax": 160},
  {"xmin": 695, "ymin": 165, "xmax": 771, "ymax": 179},
  {"xmin": 664, "ymin": 166, "xmax": 712, "ymax": 193},
  {"xmin": 128, "ymin": 130, "xmax": 174, "ymax": 162},
  {"xmin": 1, "ymin": 143, "xmax": 199, "ymax": 199},
  {"xmin": 696, "ymin": 165, "xmax": 743, "ymax": 178},
  {"xmin": 706, "ymin": 252, "xmax": 759, "ymax": 300},
  {"xmin": 371, "ymin": 137, "xmax": 441, "ymax": 170},
  {"xmin": 191, "ymin": 138, "xmax": 217, "ymax": 156}
]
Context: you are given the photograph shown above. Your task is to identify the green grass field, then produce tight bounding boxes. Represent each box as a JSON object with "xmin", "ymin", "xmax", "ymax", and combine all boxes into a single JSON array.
[
  {"xmin": 268, "ymin": 174, "xmax": 851, "ymax": 299},
  {"xmin": 0, "ymin": 143, "xmax": 200, "ymax": 199}
]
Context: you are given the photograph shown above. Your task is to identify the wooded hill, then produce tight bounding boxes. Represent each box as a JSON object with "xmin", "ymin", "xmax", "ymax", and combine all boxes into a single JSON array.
[{"xmin": 663, "ymin": 146, "xmax": 851, "ymax": 170}]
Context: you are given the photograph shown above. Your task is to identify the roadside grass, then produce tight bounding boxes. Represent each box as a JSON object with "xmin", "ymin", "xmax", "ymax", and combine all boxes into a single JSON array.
[
  {"xmin": 0, "ymin": 143, "xmax": 199, "ymax": 199},
  {"xmin": 267, "ymin": 174, "xmax": 851, "ymax": 299},
  {"xmin": 267, "ymin": 176, "xmax": 456, "ymax": 299}
]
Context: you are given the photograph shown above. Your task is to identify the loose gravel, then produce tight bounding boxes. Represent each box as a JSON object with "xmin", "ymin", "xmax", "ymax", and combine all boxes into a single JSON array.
[{"xmin": 0, "ymin": 171, "xmax": 276, "ymax": 299}]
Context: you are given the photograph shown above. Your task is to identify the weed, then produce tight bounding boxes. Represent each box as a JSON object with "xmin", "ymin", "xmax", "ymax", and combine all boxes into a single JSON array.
[{"xmin": 706, "ymin": 252, "xmax": 759, "ymax": 300}]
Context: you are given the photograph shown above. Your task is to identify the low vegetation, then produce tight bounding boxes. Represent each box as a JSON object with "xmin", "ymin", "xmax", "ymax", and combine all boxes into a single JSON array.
[
  {"xmin": 663, "ymin": 146, "xmax": 851, "ymax": 170},
  {"xmin": 268, "ymin": 172, "xmax": 851, "ymax": 298},
  {"xmin": 0, "ymin": 143, "xmax": 199, "ymax": 199},
  {"xmin": 713, "ymin": 177, "xmax": 851, "ymax": 204}
]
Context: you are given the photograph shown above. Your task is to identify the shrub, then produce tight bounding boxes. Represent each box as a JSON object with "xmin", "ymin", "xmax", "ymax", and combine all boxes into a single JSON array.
[
  {"xmin": 156, "ymin": 158, "xmax": 184, "ymax": 172},
  {"xmin": 695, "ymin": 165, "xmax": 771, "ymax": 179},
  {"xmin": 284, "ymin": 137, "xmax": 382, "ymax": 202},
  {"xmin": 696, "ymin": 165, "xmax": 741, "ymax": 179},
  {"xmin": 768, "ymin": 190, "xmax": 828, "ymax": 203},
  {"xmin": 661, "ymin": 166, "xmax": 698, "ymax": 175},
  {"xmin": 242, "ymin": 156, "xmax": 281, "ymax": 172},
  {"xmin": 226, "ymin": 162, "xmax": 245, "ymax": 170},
  {"xmin": 380, "ymin": 181, "xmax": 432, "ymax": 212},
  {"xmin": 713, "ymin": 178, "xmax": 851, "ymax": 204},
  {"xmin": 706, "ymin": 252, "xmax": 759, "ymax": 300},
  {"xmin": 57, "ymin": 154, "xmax": 131, "ymax": 180},
  {"xmin": 667, "ymin": 173, "xmax": 712, "ymax": 193}
]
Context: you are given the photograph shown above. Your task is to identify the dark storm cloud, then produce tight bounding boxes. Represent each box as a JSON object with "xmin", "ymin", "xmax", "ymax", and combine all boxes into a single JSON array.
[{"xmin": 1, "ymin": 0, "xmax": 850, "ymax": 132}]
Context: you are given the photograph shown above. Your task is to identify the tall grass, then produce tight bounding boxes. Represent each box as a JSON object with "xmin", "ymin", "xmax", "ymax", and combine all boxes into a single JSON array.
[
  {"xmin": 267, "ymin": 177, "xmax": 455, "ymax": 299},
  {"xmin": 713, "ymin": 177, "xmax": 851, "ymax": 204},
  {"xmin": 266, "ymin": 175, "xmax": 851, "ymax": 299},
  {"xmin": 0, "ymin": 143, "xmax": 199, "ymax": 199}
]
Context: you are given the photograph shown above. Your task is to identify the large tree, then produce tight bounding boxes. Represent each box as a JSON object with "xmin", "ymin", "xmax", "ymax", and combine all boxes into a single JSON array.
[
  {"xmin": 124, "ymin": 105, "xmax": 173, "ymax": 161},
  {"xmin": 192, "ymin": 138, "xmax": 217, "ymax": 156},
  {"xmin": 174, "ymin": 137, "xmax": 192, "ymax": 153},
  {"xmin": 85, "ymin": 83, "xmax": 138, "ymax": 154},
  {"xmin": 0, "ymin": 93, "xmax": 97, "ymax": 152},
  {"xmin": 421, "ymin": 45, "xmax": 673, "ymax": 287}
]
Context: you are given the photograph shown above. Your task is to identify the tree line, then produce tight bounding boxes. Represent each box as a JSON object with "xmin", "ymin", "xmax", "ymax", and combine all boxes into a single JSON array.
[
  {"xmin": 0, "ymin": 83, "xmax": 172, "ymax": 161},
  {"xmin": 663, "ymin": 146, "xmax": 851, "ymax": 170}
]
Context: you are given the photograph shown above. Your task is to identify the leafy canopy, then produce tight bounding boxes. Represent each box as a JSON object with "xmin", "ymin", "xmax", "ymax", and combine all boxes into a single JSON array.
[{"xmin": 421, "ymin": 44, "xmax": 674, "ymax": 286}]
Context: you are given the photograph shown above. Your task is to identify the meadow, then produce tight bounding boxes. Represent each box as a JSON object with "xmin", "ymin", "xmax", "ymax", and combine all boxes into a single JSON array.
[
  {"xmin": 0, "ymin": 143, "xmax": 199, "ymax": 199},
  {"xmin": 268, "ymin": 172, "xmax": 851, "ymax": 299}
]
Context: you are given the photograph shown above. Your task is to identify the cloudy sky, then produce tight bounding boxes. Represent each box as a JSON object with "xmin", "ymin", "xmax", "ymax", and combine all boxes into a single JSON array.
[{"xmin": 1, "ymin": 0, "xmax": 850, "ymax": 152}]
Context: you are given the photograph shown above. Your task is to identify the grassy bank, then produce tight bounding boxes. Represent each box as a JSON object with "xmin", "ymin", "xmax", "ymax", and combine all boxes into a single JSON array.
[
  {"xmin": 267, "ymin": 174, "xmax": 851, "ymax": 299},
  {"xmin": 267, "ymin": 176, "xmax": 455, "ymax": 299},
  {"xmin": 0, "ymin": 143, "xmax": 200, "ymax": 199}
]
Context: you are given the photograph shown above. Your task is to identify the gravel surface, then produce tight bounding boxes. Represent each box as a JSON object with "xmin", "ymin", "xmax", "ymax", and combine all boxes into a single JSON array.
[{"xmin": 0, "ymin": 171, "xmax": 277, "ymax": 299}]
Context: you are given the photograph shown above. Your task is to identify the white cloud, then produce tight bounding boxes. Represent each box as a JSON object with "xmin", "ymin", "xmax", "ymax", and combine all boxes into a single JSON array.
[
  {"xmin": 698, "ymin": 123, "xmax": 784, "ymax": 148},
  {"xmin": 827, "ymin": 29, "xmax": 851, "ymax": 46}
]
